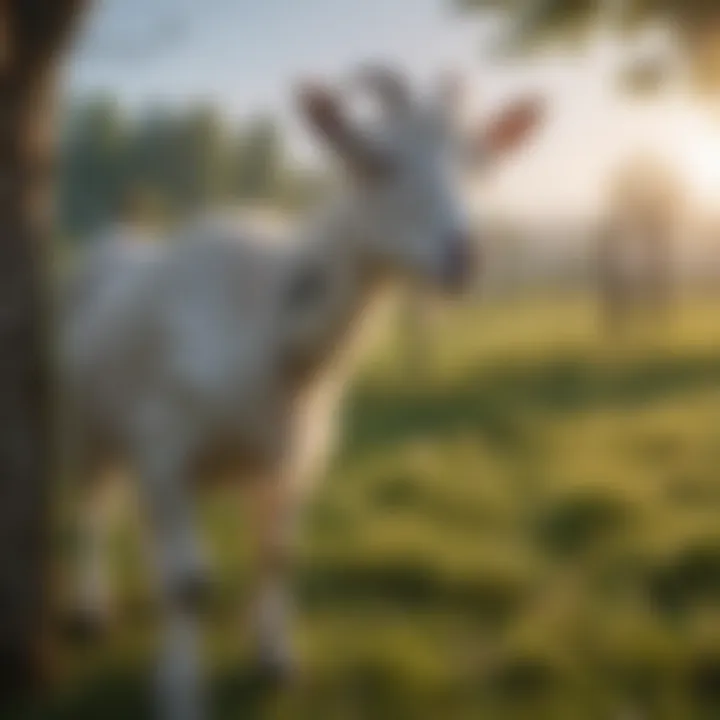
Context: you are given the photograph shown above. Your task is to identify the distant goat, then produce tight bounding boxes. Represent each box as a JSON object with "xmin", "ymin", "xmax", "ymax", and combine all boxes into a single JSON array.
[{"xmin": 60, "ymin": 67, "xmax": 544, "ymax": 720}]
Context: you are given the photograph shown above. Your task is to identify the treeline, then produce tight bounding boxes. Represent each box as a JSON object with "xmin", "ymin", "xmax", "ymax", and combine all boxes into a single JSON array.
[{"xmin": 58, "ymin": 96, "xmax": 325, "ymax": 241}]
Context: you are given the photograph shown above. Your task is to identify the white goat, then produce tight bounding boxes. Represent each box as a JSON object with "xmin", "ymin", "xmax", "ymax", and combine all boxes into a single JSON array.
[{"xmin": 60, "ymin": 68, "xmax": 544, "ymax": 720}]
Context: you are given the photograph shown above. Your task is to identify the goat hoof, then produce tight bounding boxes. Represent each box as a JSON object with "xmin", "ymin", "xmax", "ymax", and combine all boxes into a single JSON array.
[{"xmin": 64, "ymin": 610, "xmax": 110, "ymax": 644}]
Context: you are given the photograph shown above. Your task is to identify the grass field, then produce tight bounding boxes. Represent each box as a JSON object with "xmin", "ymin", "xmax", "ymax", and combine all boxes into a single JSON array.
[{"xmin": 20, "ymin": 293, "xmax": 720, "ymax": 719}]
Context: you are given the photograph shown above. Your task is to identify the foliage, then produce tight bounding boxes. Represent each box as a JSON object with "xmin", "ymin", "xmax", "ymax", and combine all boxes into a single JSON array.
[
  {"xmin": 457, "ymin": 0, "xmax": 720, "ymax": 92},
  {"xmin": 58, "ymin": 97, "xmax": 324, "ymax": 240},
  {"xmin": 456, "ymin": 0, "xmax": 720, "ymax": 35}
]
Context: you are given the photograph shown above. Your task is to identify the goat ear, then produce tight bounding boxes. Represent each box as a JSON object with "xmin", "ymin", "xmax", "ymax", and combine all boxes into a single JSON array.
[
  {"xmin": 476, "ymin": 95, "xmax": 544, "ymax": 164},
  {"xmin": 296, "ymin": 81, "xmax": 393, "ymax": 178}
]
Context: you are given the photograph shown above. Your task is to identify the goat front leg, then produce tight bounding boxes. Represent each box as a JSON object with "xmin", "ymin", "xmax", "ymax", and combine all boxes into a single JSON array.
[
  {"xmin": 246, "ymin": 474, "xmax": 302, "ymax": 682},
  {"xmin": 137, "ymin": 447, "xmax": 209, "ymax": 720}
]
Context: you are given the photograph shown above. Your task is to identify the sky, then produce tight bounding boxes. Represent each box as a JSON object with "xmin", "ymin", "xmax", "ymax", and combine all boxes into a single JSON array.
[
  {"xmin": 69, "ymin": 0, "xmax": 498, "ymax": 114},
  {"xmin": 64, "ymin": 0, "xmax": 703, "ymax": 222}
]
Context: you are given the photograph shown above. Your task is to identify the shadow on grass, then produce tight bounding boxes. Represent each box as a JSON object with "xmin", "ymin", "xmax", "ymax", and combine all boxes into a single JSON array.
[
  {"xmin": 20, "ymin": 669, "xmax": 151, "ymax": 720},
  {"xmin": 17, "ymin": 664, "xmax": 290, "ymax": 720},
  {"xmin": 341, "ymin": 352, "xmax": 720, "ymax": 459}
]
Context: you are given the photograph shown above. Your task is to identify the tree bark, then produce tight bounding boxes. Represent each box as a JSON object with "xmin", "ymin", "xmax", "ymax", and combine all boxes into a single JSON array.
[{"xmin": 0, "ymin": 0, "xmax": 87, "ymax": 705}]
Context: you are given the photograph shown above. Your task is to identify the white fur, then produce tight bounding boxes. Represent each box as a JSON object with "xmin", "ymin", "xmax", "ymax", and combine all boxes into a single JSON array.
[{"xmin": 60, "ymin": 69, "xmax": 541, "ymax": 719}]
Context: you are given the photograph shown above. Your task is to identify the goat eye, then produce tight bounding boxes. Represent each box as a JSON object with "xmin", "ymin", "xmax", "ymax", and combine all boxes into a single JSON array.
[{"xmin": 286, "ymin": 264, "xmax": 327, "ymax": 309}]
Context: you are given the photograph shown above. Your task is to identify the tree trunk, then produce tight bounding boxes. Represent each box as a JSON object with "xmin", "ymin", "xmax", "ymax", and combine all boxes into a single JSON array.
[{"xmin": 0, "ymin": 0, "xmax": 87, "ymax": 705}]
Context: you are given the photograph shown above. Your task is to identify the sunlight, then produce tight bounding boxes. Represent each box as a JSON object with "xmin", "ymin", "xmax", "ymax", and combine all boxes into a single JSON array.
[{"xmin": 668, "ymin": 112, "xmax": 720, "ymax": 207}]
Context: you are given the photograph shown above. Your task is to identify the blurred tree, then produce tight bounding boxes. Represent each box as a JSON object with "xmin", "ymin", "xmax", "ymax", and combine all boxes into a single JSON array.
[
  {"xmin": 122, "ymin": 107, "xmax": 179, "ymax": 225},
  {"xmin": 458, "ymin": 0, "xmax": 720, "ymax": 91},
  {"xmin": 172, "ymin": 105, "xmax": 225, "ymax": 212},
  {"xmin": 227, "ymin": 117, "xmax": 283, "ymax": 202},
  {"xmin": 458, "ymin": 0, "xmax": 720, "ymax": 36},
  {"xmin": 59, "ymin": 96, "xmax": 127, "ymax": 237},
  {"xmin": 0, "ymin": 0, "xmax": 88, "ymax": 705},
  {"xmin": 56, "ymin": 99, "xmax": 326, "ymax": 238}
]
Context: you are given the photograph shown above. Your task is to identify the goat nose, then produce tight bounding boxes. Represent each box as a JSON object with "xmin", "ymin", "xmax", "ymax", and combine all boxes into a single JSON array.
[{"xmin": 443, "ymin": 230, "xmax": 480, "ymax": 291}]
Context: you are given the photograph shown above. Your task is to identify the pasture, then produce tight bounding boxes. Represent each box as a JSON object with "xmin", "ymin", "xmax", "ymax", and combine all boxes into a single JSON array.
[{"xmin": 22, "ymin": 292, "xmax": 720, "ymax": 719}]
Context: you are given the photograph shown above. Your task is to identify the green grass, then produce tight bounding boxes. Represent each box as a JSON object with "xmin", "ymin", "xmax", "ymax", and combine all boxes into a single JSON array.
[{"xmin": 22, "ymin": 293, "xmax": 720, "ymax": 719}]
